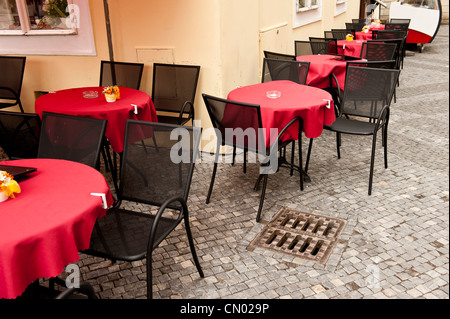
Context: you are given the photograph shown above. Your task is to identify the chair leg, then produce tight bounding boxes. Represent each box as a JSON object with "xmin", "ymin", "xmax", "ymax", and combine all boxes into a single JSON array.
[
  {"xmin": 206, "ymin": 162, "xmax": 218, "ymax": 204},
  {"xmin": 383, "ymin": 126, "xmax": 388, "ymax": 169},
  {"xmin": 290, "ymin": 141, "xmax": 295, "ymax": 176},
  {"xmin": 146, "ymin": 252, "xmax": 153, "ymax": 299},
  {"xmin": 243, "ymin": 149, "xmax": 247, "ymax": 173},
  {"xmin": 368, "ymin": 134, "xmax": 377, "ymax": 195},
  {"xmin": 256, "ymin": 174, "xmax": 268, "ymax": 222},
  {"xmin": 336, "ymin": 132, "xmax": 341, "ymax": 159},
  {"xmin": 184, "ymin": 215, "xmax": 204, "ymax": 278},
  {"xmin": 298, "ymin": 135, "xmax": 304, "ymax": 191},
  {"xmin": 232, "ymin": 146, "xmax": 236, "ymax": 166},
  {"xmin": 305, "ymin": 138, "xmax": 313, "ymax": 173}
]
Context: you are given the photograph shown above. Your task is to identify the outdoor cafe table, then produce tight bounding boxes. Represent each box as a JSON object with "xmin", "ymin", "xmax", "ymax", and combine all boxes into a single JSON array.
[
  {"xmin": 227, "ymin": 80, "xmax": 335, "ymax": 148},
  {"xmin": 35, "ymin": 86, "xmax": 158, "ymax": 153},
  {"xmin": 355, "ymin": 23, "xmax": 385, "ymax": 41},
  {"xmin": 337, "ymin": 39, "xmax": 364, "ymax": 57},
  {"xmin": 296, "ymin": 54, "xmax": 363, "ymax": 90},
  {"xmin": 0, "ymin": 158, "xmax": 114, "ymax": 299}
]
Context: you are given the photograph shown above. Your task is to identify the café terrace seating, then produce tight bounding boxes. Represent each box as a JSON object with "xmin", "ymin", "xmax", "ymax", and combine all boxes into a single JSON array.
[
  {"xmin": 306, "ymin": 66, "xmax": 400, "ymax": 195},
  {"xmin": 0, "ymin": 110, "xmax": 41, "ymax": 160},
  {"xmin": 83, "ymin": 120, "xmax": 204, "ymax": 299},
  {"xmin": 202, "ymin": 93, "xmax": 304, "ymax": 222},
  {"xmin": 0, "ymin": 56, "xmax": 27, "ymax": 113},
  {"xmin": 37, "ymin": 112, "xmax": 107, "ymax": 170}
]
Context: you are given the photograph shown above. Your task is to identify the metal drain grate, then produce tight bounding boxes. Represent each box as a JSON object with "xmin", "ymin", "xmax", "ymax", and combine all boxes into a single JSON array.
[{"xmin": 248, "ymin": 207, "xmax": 347, "ymax": 264}]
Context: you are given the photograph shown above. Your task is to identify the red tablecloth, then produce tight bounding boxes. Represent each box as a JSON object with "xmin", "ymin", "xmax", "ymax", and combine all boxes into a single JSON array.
[
  {"xmin": 355, "ymin": 24, "xmax": 385, "ymax": 41},
  {"xmin": 0, "ymin": 158, "xmax": 114, "ymax": 299},
  {"xmin": 337, "ymin": 40, "xmax": 364, "ymax": 57},
  {"xmin": 227, "ymin": 81, "xmax": 335, "ymax": 148},
  {"xmin": 355, "ymin": 31, "xmax": 373, "ymax": 41},
  {"xmin": 297, "ymin": 55, "xmax": 358, "ymax": 90},
  {"xmin": 35, "ymin": 87, "xmax": 158, "ymax": 153}
]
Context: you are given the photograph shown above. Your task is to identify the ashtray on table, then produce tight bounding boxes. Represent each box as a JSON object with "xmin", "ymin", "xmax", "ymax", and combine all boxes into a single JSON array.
[
  {"xmin": 83, "ymin": 91, "xmax": 98, "ymax": 99},
  {"xmin": 266, "ymin": 91, "xmax": 281, "ymax": 99}
]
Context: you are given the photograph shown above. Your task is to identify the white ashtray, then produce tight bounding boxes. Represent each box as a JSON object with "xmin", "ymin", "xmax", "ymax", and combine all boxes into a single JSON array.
[
  {"xmin": 83, "ymin": 90, "xmax": 98, "ymax": 99},
  {"xmin": 266, "ymin": 90, "xmax": 281, "ymax": 99}
]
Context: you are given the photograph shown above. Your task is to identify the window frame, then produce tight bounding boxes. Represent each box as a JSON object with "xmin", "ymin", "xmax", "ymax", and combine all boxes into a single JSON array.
[
  {"xmin": 0, "ymin": 0, "xmax": 96, "ymax": 56},
  {"xmin": 293, "ymin": 0, "xmax": 323, "ymax": 28},
  {"xmin": 0, "ymin": 0, "xmax": 77, "ymax": 36}
]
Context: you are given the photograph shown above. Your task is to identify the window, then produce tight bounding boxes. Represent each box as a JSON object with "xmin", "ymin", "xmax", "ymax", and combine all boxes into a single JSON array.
[
  {"xmin": 0, "ymin": 0, "xmax": 95, "ymax": 56},
  {"xmin": 296, "ymin": 0, "xmax": 319, "ymax": 12},
  {"xmin": 0, "ymin": 0, "xmax": 77, "ymax": 35},
  {"xmin": 335, "ymin": 0, "xmax": 347, "ymax": 16},
  {"xmin": 293, "ymin": 0, "xmax": 322, "ymax": 28}
]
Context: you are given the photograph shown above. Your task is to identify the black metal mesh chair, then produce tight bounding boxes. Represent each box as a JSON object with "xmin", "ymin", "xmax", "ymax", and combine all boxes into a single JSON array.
[
  {"xmin": 55, "ymin": 282, "xmax": 96, "ymax": 299},
  {"xmin": 385, "ymin": 22, "xmax": 409, "ymax": 33},
  {"xmin": 263, "ymin": 50, "xmax": 296, "ymax": 61},
  {"xmin": 202, "ymin": 94, "xmax": 304, "ymax": 222},
  {"xmin": 308, "ymin": 37, "xmax": 338, "ymax": 55},
  {"xmin": 261, "ymin": 58, "xmax": 310, "ymax": 84},
  {"xmin": 295, "ymin": 40, "xmax": 314, "ymax": 56},
  {"xmin": 99, "ymin": 60, "xmax": 144, "ymax": 90},
  {"xmin": 327, "ymin": 60, "xmax": 397, "ymax": 115},
  {"xmin": 0, "ymin": 56, "xmax": 26, "ymax": 113},
  {"xmin": 152, "ymin": 63, "xmax": 200, "ymax": 126},
  {"xmin": 361, "ymin": 42, "xmax": 397, "ymax": 61},
  {"xmin": 346, "ymin": 22, "xmax": 365, "ymax": 32},
  {"xmin": 307, "ymin": 67, "xmax": 400, "ymax": 195},
  {"xmin": 372, "ymin": 29, "xmax": 408, "ymax": 69},
  {"xmin": 389, "ymin": 18, "xmax": 410, "ymax": 26},
  {"xmin": 324, "ymin": 31, "xmax": 334, "ymax": 39},
  {"xmin": 331, "ymin": 29, "xmax": 355, "ymax": 40},
  {"xmin": 83, "ymin": 120, "xmax": 204, "ymax": 299},
  {"xmin": 37, "ymin": 112, "xmax": 107, "ymax": 169},
  {"xmin": 0, "ymin": 111, "xmax": 41, "ymax": 160},
  {"xmin": 352, "ymin": 18, "xmax": 368, "ymax": 24}
]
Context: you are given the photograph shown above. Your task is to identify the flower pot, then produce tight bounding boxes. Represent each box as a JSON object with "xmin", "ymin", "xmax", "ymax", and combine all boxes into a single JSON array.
[
  {"xmin": 0, "ymin": 191, "xmax": 8, "ymax": 203},
  {"xmin": 104, "ymin": 93, "xmax": 116, "ymax": 103}
]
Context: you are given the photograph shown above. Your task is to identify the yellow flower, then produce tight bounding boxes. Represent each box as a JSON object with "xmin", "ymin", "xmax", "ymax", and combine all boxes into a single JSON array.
[
  {"xmin": 0, "ymin": 171, "xmax": 21, "ymax": 199},
  {"xmin": 102, "ymin": 86, "xmax": 120, "ymax": 99}
]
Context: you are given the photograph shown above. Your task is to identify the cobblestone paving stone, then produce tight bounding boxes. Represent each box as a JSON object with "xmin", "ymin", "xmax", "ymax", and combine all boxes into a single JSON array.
[{"xmin": 2, "ymin": 26, "xmax": 448, "ymax": 300}]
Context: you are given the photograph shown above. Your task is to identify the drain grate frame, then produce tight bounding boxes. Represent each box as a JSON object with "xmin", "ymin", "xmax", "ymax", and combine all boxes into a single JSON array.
[{"xmin": 248, "ymin": 207, "xmax": 347, "ymax": 265}]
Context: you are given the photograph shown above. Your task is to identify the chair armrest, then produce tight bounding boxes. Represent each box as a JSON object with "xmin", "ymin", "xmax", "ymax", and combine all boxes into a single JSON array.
[
  {"xmin": 148, "ymin": 196, "xmax": 188, "ymax": 250},
  {"xmin": 0, "ymin": 86, "xmax": 19, "ymax": 100},
  {"xmin": 179, "ymin": 101, "xmax": 194, "ymax": 124},
  {"xmin": 55, "ymin": 282, "xmax": 96, "ymax": 299}
]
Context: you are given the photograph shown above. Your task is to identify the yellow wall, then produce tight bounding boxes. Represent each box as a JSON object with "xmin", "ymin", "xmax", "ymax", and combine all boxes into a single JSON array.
[{"xmin": 13, "ymin": 0, "xmax": 360, "ymax": 134}]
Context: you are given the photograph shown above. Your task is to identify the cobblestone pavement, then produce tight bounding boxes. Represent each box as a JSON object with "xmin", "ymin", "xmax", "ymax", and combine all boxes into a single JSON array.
[{"xmin": 2, "ymin": 26, "xmax": 448, "ymax": 301}]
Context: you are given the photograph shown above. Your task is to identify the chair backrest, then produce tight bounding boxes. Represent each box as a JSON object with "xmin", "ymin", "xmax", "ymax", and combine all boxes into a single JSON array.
[
  {"xmin": 361, "ymin": 42, "xmax": 397, "ymax": 62},
  {"xmin": 331, "ymin": 29, "xmax": 355, "ymax": 40},
  {"xmin": 324, "ymin": 31, "xmax": 334, "ymax": 39},
  {"xmin": 261, "ymin": 58, "xmax": 310, "ymax": 85},
  {"xmin": 263, "ymin": 51, "xmax": 296, "ymax": 61},
  {"xmin": 202, "ymin": 94, "xmax": 264, "ymax": 153},
  {"xmin": 346, "ymin": 60, "xmax": 396, "ymax": 72},
  {"xmin": 368, "ymin": 39, "xmax": 403, "ymax": 69},
  {"xmin": 346, "ymin": 22, "xmax": 365, "ymax": 32},
  {"xmin": 384, "ymin": 23, "xmax": 409, "ymax": 33},
  {"xmin": 372, "ymin": 29, "xmax": 407, "ymax": 40},
  {"xmin": 0, "ymin": 56, "xmax": 26, "ymax": 102},
  {"xmin": 0, "ymin": 111, "xmax": 41, "ymax": 159},
  {"xmin": 99, "ymin": 60, "xmax": 144, "ymax": 90},
  {"xmin": 151, "ymin": 63, "xmax": 200, "ymax": 117},
  {"xmin": 352, "ymin": 18, "xmax": 368, "ymax": 24},
  {"xmin": 119, "ymin": 120, "xmax": 201, "ymax": 209},
  {"xmin": 308, "ymin": 37, "xmax": 338, "ymax": 55},
  {"xmin": 38, "ymin": 112, "xmax": 107, "ymax": 168},
  {"xmin": 341, "ymin": 67, "xmax": 400, "ymax": 119},
  {"xmin": 389, "ymin": 18, "xmax": 410, "ymax": 26},
  {"xmin": 295, "ymin": 40, "xmax": 314, "ymax": 56}
]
